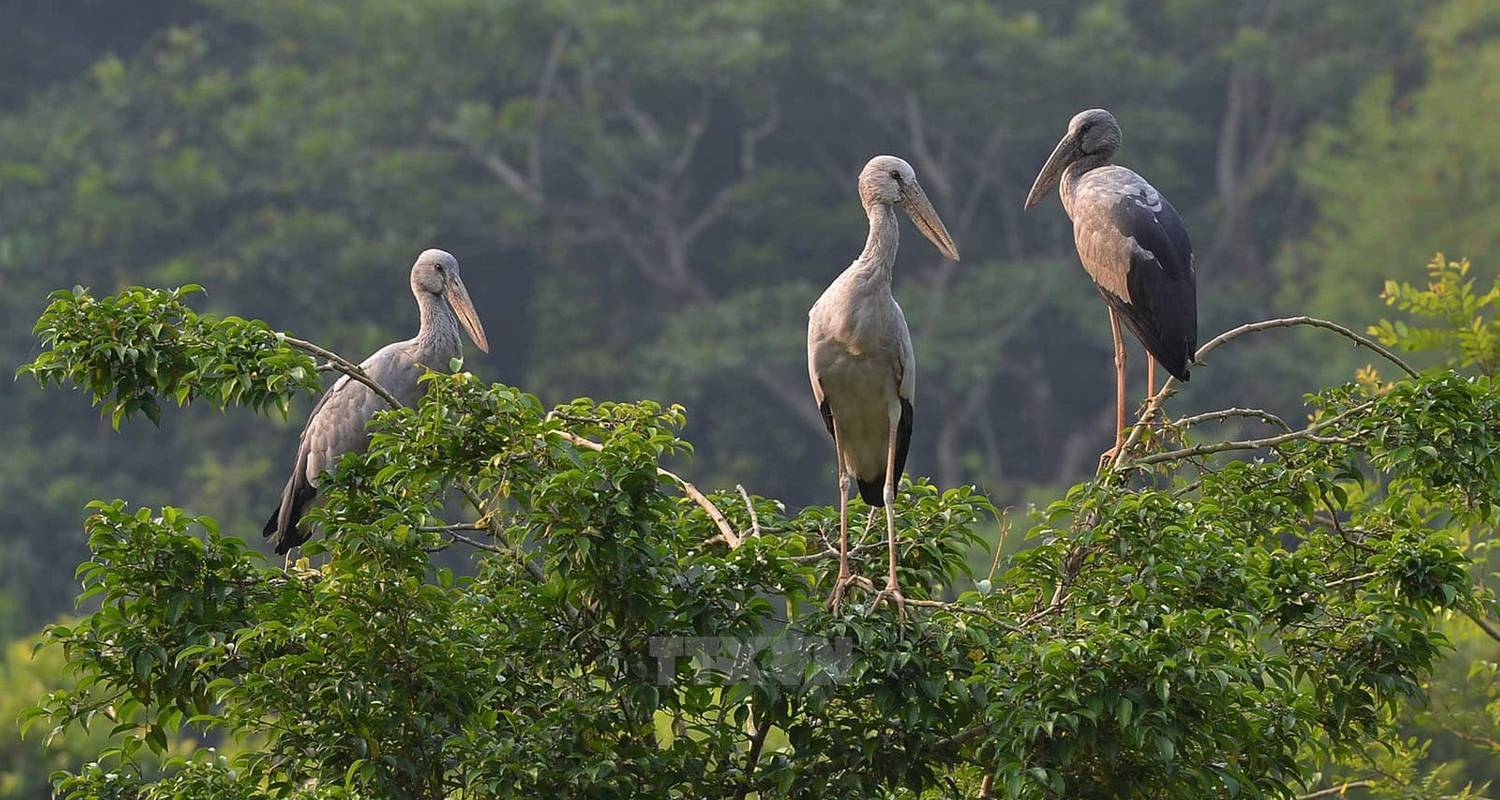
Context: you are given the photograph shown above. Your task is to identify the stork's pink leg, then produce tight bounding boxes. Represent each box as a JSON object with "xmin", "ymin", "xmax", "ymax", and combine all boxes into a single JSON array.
[
  {"xmin": 828, "ymin": 425, "xmax": 855, "ymax": 612},
  {"xmin": 871, "ymin": 418, "xmax": 907, "ymax": 619},
  {"xmin": 1147, "ymin": 358, "xmax": 1157, "ymax": 401},
  {"xmin": 1100, "ymin": 308, "xmax": 1128, "ymax": 471}
]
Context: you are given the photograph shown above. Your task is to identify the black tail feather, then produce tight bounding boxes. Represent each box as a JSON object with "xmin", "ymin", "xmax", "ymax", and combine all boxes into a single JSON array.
[
  {"xmin": 856, "ymin": 477, "xmax": 886, "ymax": 507},
  {"xmin": 263, "ymin": 484, "xmax": 316, "ymax": 555}
]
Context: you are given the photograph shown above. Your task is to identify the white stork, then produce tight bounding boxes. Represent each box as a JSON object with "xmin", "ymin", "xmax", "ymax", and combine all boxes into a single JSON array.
[
  {"xmin": 263, "ymin": 249, "xmax": 489, "ymax": 554},
  {"xmin": 808, "ymin": 155, "xmax": 959, "ymax": 614}
]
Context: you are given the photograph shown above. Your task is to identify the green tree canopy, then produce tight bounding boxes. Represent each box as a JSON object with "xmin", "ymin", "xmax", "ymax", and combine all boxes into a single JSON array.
[{"xmin": 17, "ymin": 281, "xmax": 1499, "ymax": 798}]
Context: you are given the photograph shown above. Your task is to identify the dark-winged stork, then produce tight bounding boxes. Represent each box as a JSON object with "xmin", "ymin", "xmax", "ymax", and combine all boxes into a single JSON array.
[
  {"xmin": 1024, "ymin": 109, "xmax": 1197, "ymax": 465},
  {"xmin": 263, "ymin": 249, "xmax": 489, "ymax": 554},
  {"xmin": 809, "ymin": 155, "xmax": 959, "ymax": 614}
]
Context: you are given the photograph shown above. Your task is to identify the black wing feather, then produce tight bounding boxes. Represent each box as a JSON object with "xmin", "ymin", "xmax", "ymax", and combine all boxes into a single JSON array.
[
  {"xmin": 855, "ymin": 398, "xmax": 912, "ymax": 508},
  {"xmin": 819, "ymin": 397, "xmax": 835, "ymax": 440},
  {"xmin": 1104, "ymin": 191, "xmax": 1197, "ymax": 381},
  {"xmin": 262, "ymin": 381, "xmax": 340, "ymax": 554}
]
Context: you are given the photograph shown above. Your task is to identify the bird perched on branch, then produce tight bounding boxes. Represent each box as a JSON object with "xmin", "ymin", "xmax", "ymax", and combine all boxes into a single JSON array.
[
  {"xmin": 809, "ymin": 155, "xmax": 959, "ymax": 615},
  {"xmin": 1024, "ymin": 108, "xmax": 1197, "ymax": 467},
  {"xmin": 263, "ymin": 249, "xmax": 489, "ymax": 554}
]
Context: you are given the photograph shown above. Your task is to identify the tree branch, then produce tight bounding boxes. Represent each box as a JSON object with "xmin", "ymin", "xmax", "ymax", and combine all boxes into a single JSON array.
[
  {"xmin": 1111, "ymin": 316, "xmax": 1416, "ymax": 470},
  {"xmin": 550, "ymin": 428, "xmax": 741, "ymax": 548},
  {"xmin": 1173, "ymin": 407, "xmax": 1293, "ymax": 433},
  {"xmin": 1297, "ymin": 781, "xmax": 1374, "ymax": 800},
  {"xmin": 1462, "ymin": 607, "xmax": 1500, "ymax": 645},
  {"xmin": 733, "ymin": 711, "xmax": 772, "ymax": 800},
  {"xmin": 282, "ymin": 335, "xmax": 402, "ymax": 409},
  {"xmin": 1124, "ymin": 402, "xmax": 1369, "ymax": 468},
  {"xmin": 736, "ymin": 485, "xmax": 761, "ymax": 538}
]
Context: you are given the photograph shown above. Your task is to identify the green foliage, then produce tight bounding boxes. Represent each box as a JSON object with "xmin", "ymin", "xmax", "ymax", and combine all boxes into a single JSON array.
[
  {"xmin": 16, "ymin": 286, "xmax": 1499, "ymax": 798},
  {"xmin": 20, "ymin": 285, "xmax": 320, "ymax": 428},
  {"xmin": 1357, "ymin": 253, "xmax": 1500, "ymax": 795},
  {"xmin": 1369, "ymin": 254, "xmax": 1500, "ymax": 374}
]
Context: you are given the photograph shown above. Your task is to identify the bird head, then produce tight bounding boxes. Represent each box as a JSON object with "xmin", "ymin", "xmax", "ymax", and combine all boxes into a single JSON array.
[
  {"xmin": 1024, "ymin": 108, "xmax": 1122, "ymax": 210},
  {"xmin": 412, "ymin": 249, "xmax": 490, "ymax": 353},
  {"xmin": 858, "ymin": 155, "xmax": 960, "ymax": 261}
]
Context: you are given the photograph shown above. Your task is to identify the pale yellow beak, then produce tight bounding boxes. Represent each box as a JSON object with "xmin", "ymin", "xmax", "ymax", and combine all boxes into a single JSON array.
[
  {"xmin": 901, "ymin": 181, "xmax": 960, "ymax": 261},
  {"xmin": 445, "ymin": 276, "xmax": 489, "ymax": 353}
]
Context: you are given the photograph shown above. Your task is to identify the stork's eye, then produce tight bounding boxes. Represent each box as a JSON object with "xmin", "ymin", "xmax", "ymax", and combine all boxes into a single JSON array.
[{"xmin": 889, "ymin": 170, "xmax": 902, "ymax": 181}]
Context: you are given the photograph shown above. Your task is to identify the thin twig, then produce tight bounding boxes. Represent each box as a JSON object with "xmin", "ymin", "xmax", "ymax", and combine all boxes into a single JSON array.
[
  {"xmin": 1296, "ymin": 781, "xmax": 1374, "ymax": 800},
  {"xmin": 446, "ymin": 530, "xmax": 507, "ymax": 554},
  {"xmin": 1463, "ymin": 607, "xmax": 1500, "ymax": 645},
  {"xmin": 551, "ymin": 429, "xmax": 741, "ymax": 548},
  {"xmin": 1112, "ymin": 317, "xmax": 1417, "ymax": 469},
  {"xmin": 733, "ymin": 711, "xmax": 772, "ymax": 800},
  {"xmin": 936, "ymin": 723, "xmax": 988, "ymax": 752},
  {"xmin": 902, "ymin": 598, "xmax": 1027, "ymax": 634},
  {"xmin": 419, "ymin": 523, "xmax": 486, "ymax": 534},
  {"xmin": 282, "ymin": 335, "xmax": 403, "ymax": 410},
  {"xmin": 787, "ymin": 541, "xmax": 879, "ymax": 563},
  {"xmin": 1173, "ymin": 407, "xmax": 1293, "ymax": 433},
  {"xmin": 1325, "ymin": 570, "xmax": 1381, "ymax": 589},
  {"xmin": 985, "ymin": 508, "xmax": 1011, "ymax": 584},
  {"xmin": 736, "ymin": 485, "xmax": 761, "ymax": 538},
  {"xmin": 1123, "ymin": 402, "xmax": 1370, "ymax": 468}
]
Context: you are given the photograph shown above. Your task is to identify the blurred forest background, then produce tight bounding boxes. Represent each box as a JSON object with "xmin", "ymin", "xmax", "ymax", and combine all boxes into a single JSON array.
[{"xmin": 1, "ymin": 0, "xmax": 1498, "ymax": 793}]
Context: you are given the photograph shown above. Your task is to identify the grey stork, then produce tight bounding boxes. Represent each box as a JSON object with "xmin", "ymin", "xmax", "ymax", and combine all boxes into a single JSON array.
[
  {"xmin": 808, "ymin": 155, "xmax": 959, "ymax": 614},
  {"xmin": 263, "ymin": 249, "xmax": 489, "ymax": 554},
  {"xmin": 1024, "ymin": 108, "xmax": 1197, "ymax": 466}
]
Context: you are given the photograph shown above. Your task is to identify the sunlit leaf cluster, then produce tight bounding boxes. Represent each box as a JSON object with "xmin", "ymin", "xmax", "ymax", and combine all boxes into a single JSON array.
[{"xmin": 20, "ymin": 285, "xmax": 320, "ymax": 428}]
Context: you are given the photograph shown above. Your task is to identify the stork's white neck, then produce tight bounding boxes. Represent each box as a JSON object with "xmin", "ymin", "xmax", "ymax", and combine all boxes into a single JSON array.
[
  {"xmin": 1059, "ymin": 150, "xmax": 1115, "ymax": 218},
  {"xmin": 413, "ymin": 290, "xmax": 463, "ymax": 359},
  {"xmin": 854, "ymin": 202, "xmax": 900, "ymax": 283}
]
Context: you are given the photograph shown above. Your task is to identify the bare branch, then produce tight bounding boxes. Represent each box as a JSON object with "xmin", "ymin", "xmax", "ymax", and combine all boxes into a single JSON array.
[
  {"xmin": 736, "ymin": 485, "xmax": 761, "ymax": 538},
  {"xmin": 550, "ymin": 428, "xmax": 741, "ymax": 548},
  {"xmin": 1463, "ymin": 607, "xmax": 1500, "ymax": 645},
  {"xmin": 282, "ymin": 335, "xmax": 402, "ymax": 409},
  {"xmin": 902, "ymin": 598, "xmax": 1027, "ymax": 634},
  {"xmin": 444, "ymin": 530, "xmax": 508, "ymax": 554},
  {"xmin": 1124, "ymin": 402, "xmax": 1369, "ymax": 468},
  {"xmin": 733, "ymin": 711, "xmax": 772, "ymax": 800},
  {"xmin": 667, "ymin": 95, "xmax": 712, "ymax": 177},
  {"xmin": 1297, "ymin": 781, "xmax": 1374, "ymax": 800},
  {"xmin": 1173, "ymin": 407, "xmax": 1293, "ymax": 433},
  {"xmin": 1112, "ymin": 316, "xmax": 1416, "ymax": 469},
  {"xmin": 418, "ymin": 523, "xmax": 487, "ymax": 534},
  {"xmin": 1198, "ymin": 317, "xmax": 1417, "ymax": 379},
  {"xmin": 1325, "ymin": 570, "xmax": 1381, "ymax": 589},
  {"xmin": 680, "ymin": 182, "xmax": 739, "ymax": 247}
]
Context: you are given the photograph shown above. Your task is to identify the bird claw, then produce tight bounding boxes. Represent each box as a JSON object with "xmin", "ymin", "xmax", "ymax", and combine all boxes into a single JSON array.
[
  {"xmin": 1097, "ymin": 444, "xmax": 1122, "ymax": 473},
  {"xmin": 868, "ymin": 581, "xmax": 907, "ymax": 620},
  {"xmin": 828, "ymin": 570, "xmax": 856, "ymax": 613}
]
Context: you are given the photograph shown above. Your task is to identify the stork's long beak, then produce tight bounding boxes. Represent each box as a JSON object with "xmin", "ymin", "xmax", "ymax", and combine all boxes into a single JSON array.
[
  {"xmin": 1024, "ymin": 132, "xmax": 1080, "ymax": 210},
  {"xmin": 446, "ymin": 276, "xmax": 490, "ymax": 353},
  {"xmin": 901, "ymin": 181, "xmax": 960, "ymax": 261}
]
